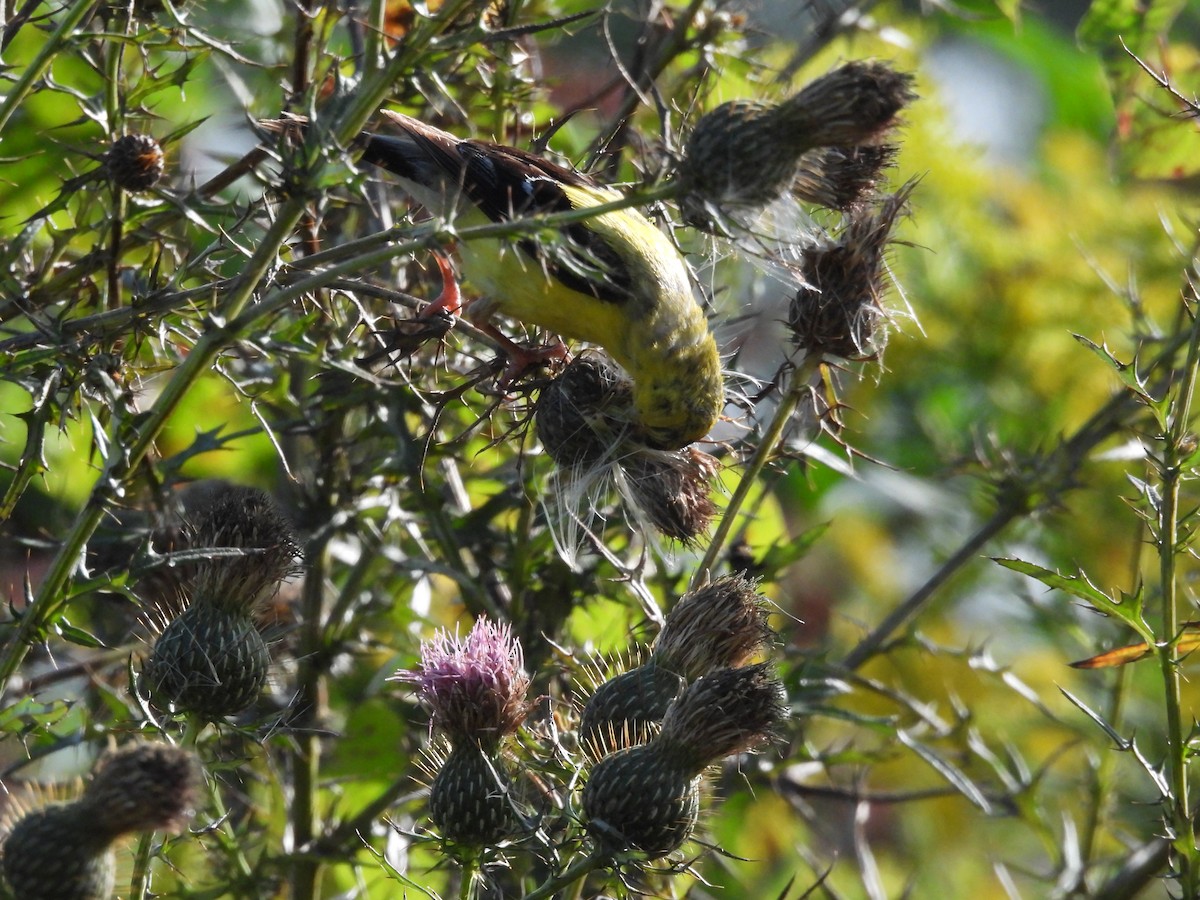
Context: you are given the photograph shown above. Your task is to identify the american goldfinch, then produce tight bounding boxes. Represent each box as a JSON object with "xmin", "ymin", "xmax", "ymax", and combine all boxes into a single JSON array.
[{"xmin": 346, "ymin": 110, "xmax": 723, "ymax": 450}]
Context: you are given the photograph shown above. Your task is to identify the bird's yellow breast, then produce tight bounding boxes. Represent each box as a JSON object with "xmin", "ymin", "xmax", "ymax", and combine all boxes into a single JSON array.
[{"xmin": 454, "ymin": 184, "xmax": 724, "ymax": 448}]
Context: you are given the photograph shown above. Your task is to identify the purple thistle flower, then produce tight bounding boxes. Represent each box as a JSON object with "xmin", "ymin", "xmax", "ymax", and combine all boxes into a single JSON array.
[{"xmin": 393, "ymin": 618, "xmax": 531, "ymax": 748}]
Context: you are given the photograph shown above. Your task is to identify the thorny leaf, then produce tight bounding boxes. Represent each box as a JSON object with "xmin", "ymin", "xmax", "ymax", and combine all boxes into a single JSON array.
[{"xmin": 994, "ymin": 558, "xmax": 1153, "ymax": 644}]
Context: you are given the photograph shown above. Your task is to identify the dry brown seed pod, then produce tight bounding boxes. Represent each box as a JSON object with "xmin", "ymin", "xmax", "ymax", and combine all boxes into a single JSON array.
[
  {"xmin": 788, "ymin": 183, "xmax": 914, "ymax": 361},
  {"xmin": 106, "ymin": 134, "xmax": 164, "ymax": 192},
  {"xmin": 1, "ymin": 744, "xmax": 199, "ymax": 900},
  {"xmin": 678, "ymin": 61, "xmax": 915, "ymax": 229}
]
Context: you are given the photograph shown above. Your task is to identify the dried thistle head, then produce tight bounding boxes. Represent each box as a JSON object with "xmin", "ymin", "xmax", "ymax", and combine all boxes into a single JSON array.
[
  {"xmin": 536, "ymin": 357, "xmax": 719, "ymax": 546},
  {"xmin": 138, "ymin": 484, "xmax": 298, "ymax": 720},
  {"xmin": 535, "ymin": 355, "xmax": 634, "ymax": 468},
  {"xmin": 652, "ymin": 574, "xmax": 774, "ymax": 680},
  {"xmin": 579, "ymin": 577, "xmax": 774, "ymax": 759},
  {"xmin": 79, "ymin": 743, "xmax": 200, "ymax": 837},
  {"xmin": 106, "ymin": 133, "xmax": 164, "ymax": 192},
  {"xmin": 186, "ymin": 485, "xmax": 301, "ymax": 615},
  {"xmin": 392, "ymin": 618, "xmax": 531, "ymax": 749},
  {"xmin": 678, "ymin": 61, "xmax": 915, "ymax": 229},
  {"xmin": 774, "ymin": 61, "xmax": 917, "ymax": 149},
  {"xmin": 655, "ymin": 663, "xmax": 785, "ymax": 773},
  {"xmin": 620, "ymin": 447, "xmax": 719, "ymax": 544},
  {"xmin": 788, "ymin": 183, "xmax": 914, "ymax": 361},
  {"xmin": 1, "ymin": 744, "xmax": 200, "ymax": 900},
  {"xmin": 792, "ymin": 143, "xmax": 899, "ymax": 212}
]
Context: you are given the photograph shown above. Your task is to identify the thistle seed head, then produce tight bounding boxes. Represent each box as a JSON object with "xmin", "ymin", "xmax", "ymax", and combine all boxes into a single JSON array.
[
  {"xmin": 653, "ymin": 574, "xmax": 774, "ymax": 680},
  {"xmin": 621, "ymin": 447, "xmax": 719, "ymax": 544},
  {"xmin": 392, "ymin": 618, "xmax": 531, "ymax": 749},
  {"xmin": 535, "ymin": 356, "xmax": 634, "ymax": 468},
  {"xmin": 678, "ymin": 98, "xmax": 791, "ymax": 228},
  {"xmin": 80, "ymin": 743, "xmax": 201, "ymax": 837},
  {"xmin": 142, "ymin": 603, "xmax": 271, "ymax": 720},
  {"xmin": 106, "ymin": 133, "xmax": 164, "ymax": 192},
  {"xmin": 656, "ymin": 663, "xmax": 785, "ymax": 773},
  {"xmin": 582, "ymin": 744, "xmax": 700, "ymax": 858},
  {"xmin": 187, "ymin": 485, "xmax": 301, "ymax": 616},
  {"xmin": 1, "ymin": 744, "xmax": 199, "ymax": 900},
  {"xmin": 678, "ymin": 61, "xmax": 914, "ymax": 229},
  {"xmin": 788, "ymin": 183, "xmax": 914, "ymax": 360},
  {"xmin": 775, "ymin": 61, "xmax": 916, "ymax": 149},
  {"xmin": 427, "ymin": 743, "xmax": 521, "ymax": 848},
  {"xmin": 792, "ymin": 143, "xmax": 899, "ymax": 212}
]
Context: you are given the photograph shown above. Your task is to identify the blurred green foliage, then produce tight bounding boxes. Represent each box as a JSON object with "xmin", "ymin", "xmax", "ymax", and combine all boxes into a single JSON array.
[{"xmin": 2, "ymin": 0, "xmax": 1200, "ymax": 898}]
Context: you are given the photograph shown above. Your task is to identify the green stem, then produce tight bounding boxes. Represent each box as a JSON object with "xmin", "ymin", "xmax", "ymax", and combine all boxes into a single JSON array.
[
  {"xmin": 0, "ymin": 0, "xmax": 97, "ymax": 135},
  {"xmin": 206, "ymin": 770, "xmax": 255, "ymax": 881},
  {"xmin": 692, "ymin": 356, "xmax": 820, "ymax": 589},
  {"xmin": 459, "ymin": 856, "xmax": 478, "ymax": 900},
  {"xmin": 523, "ymin": 847, "xmax": 608, "ymax": 900},
  {"xmin": 0, "ymin": 195, "xmax": 311, "ymax": 691},
  {"xmin": 128, "ymin": 832, "xmax": 153, "ymax": 900},
  {"xmin": 289, "ymin": 532, "xmax": 330, "ymax": 900},
  {"xmin": 1157, "ymin": 299, "xmax": 1200, "ymax": 890}
]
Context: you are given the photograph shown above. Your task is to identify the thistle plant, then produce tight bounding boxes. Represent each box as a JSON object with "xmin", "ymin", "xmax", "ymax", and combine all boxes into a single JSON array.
[
  {"xmin": 141, "ymin": 485, "xmax": 300, "ymax": 721},
  {"xmin": 582, "ymin": 664, "xmax": 784, "ymax": 858},
  {"xmin": 0, "ymin": 744, "xmax": 200, "ymax": 900},
  {"xmin": 677, "ymin": 61, "xmax": 916, "ymax": 231},
  {"xmin": 392, "ymin": 618, "xmax": 532, "ymax": 850},
  {"xmin": 580, "ymin": 574, "xmax": 774, "ymax": 757},
  {"xmin": 2, "ymin": 1, "xmax": 1191, "ymax": 898},
  {"xmin": 105, "ymin": 134, "xmax": 165, "ymax": 193}
]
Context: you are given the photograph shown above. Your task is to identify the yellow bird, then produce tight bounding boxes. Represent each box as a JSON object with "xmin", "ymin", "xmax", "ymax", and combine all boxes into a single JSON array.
[{"xmin": 347, "ymin": 111, "xmax": 724, "ymax": 450}]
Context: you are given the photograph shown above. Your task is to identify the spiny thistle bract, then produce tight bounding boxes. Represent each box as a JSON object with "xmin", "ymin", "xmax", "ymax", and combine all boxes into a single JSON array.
[
  {"xmin": 1, "ymin": 743, "xmax": 200, "ymax": 900},
  {"xmin": 392, "ymin": 618, "xmax": 531, "ymax": 847},
  {"xmin": 580, "ymin": 575, "xmax": 774, "ymax": 757},
  {"xmin": 788, "ymin": 183, "xmax": 915, "ymax": 361},
  {"xmin": 105, "ymin": 133, "xmax": 164, "ymax": 192},
  {"xmin": 677, "ymin": 61, "xmax": 916, "ymax": 230},
  {"xmin": 141, "ymin": 485, "xmax": 300, "ymax": 720},
  {"xmin": 792, "ymin": 143, "xmax": 899, "ymax": 213},
  {"xmin": 578, "ymin": 663, "xmax": 687, "ymax": 759},
  {"xmin": 582, "ymin": 664, "xmax": 784, "ymax": 858}
]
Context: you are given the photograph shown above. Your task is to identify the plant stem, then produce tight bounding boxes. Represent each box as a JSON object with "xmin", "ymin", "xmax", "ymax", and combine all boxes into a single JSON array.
[
  {"xmin": 0, "ymin": 0, "xmax": 97, "ymax": 135},
  {"xmin": 0, "ymin": 194, "xmax": 311, "ymax": 691},
  {"xmin": 523, "ymin": 847, "xmax": 608, "ymax": 900},
  {"xmin": 459, "ymin": 857, "xmax": 478, "ymax": 900},
  {"xmin": 289, "ymin": 530, "xmax": 330, "ymax": 900},
  {"xmin": 692, "ymin": 356, "xmax": 820, "ymax": 589},
  {"xmin": 1156, "ymin": 297, "xmax": 1200, "ymax": 892},
  {"xmin": 128, "ymin": 832, "xmax": 153, "ymax": 900}
]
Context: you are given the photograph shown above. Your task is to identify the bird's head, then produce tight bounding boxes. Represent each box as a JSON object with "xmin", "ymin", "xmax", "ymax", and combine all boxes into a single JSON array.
[{"xmin": 632, "ymin": 345, "xmax": 724, "ymax": 450}]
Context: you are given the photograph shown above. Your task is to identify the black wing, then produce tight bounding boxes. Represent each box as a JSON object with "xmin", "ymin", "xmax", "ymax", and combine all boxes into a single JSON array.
[{"xmin": 363, "ymin": 113, "xmax": 638, "ymax": 305}]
